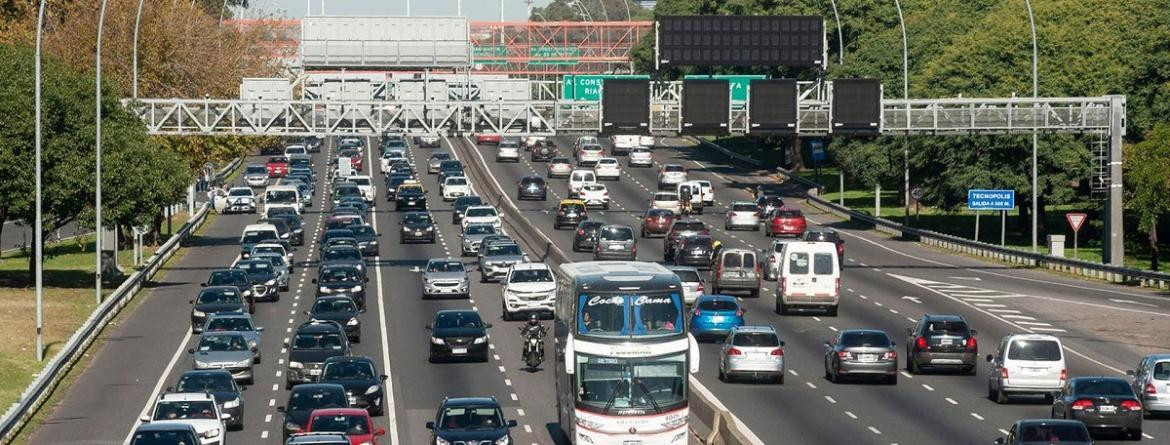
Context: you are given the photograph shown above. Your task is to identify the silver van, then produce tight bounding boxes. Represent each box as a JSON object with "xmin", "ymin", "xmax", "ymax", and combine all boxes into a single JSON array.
[{"xmin": 712, "ymin": 248, "xmax": 760, "ymax": 298}]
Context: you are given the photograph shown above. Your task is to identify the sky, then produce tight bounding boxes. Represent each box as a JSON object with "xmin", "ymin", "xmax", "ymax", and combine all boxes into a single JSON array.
[{"xmin": 253, "ymin": 0, "xmax": 551, "ymax": 21}]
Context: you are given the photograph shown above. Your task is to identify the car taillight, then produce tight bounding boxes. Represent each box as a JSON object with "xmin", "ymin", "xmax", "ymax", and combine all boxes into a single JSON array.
[
  {"xmin": 1000, "ymin": 368, "xmax": 1009, "ymax": 379},
  {"xmin": 837, "ymin": 351, "xmax": 853, "ymax": 360},
  {"xmin": 835, "ymin": 278, "xmax": 840, "ymax": 295},
  {"xmin": 696, "ymin": 283, "xmax": 704, "ymax": 293},
  {"xmin": 577, "ymin": 229, "xmax": 585, "ymax": 235},
  {"xmin": 1147, "ymin": 383, "xmax": 1158, "ymax": 395},
  {"xmin": 692, "ymin": 308, "xmax": 701, "ymax": 316},
  {"xmin": 915, "ymin": 337, "xmax": 927, "ymax": 350},
  {"xmin": 771, "ymin": 348, "xmax": 784, "ymax": 356},
  {"xmin": 1121, "ymin": 400, "xmax": 1143, "ymax": 411},
  {"xmin": 735, "ymin": 308, "xmax": 744, "ymax": 317},
  {"xmin": 1060, "ymin": 369, "xmax": 1068, "ymax": 382},
  {"xmin": 727, "ymin": 348, "xmax": 743, "ymax": 356},
  {"xmin": 1070, "ymin": 399, "xmax": 1095, "ymax": 411},
  {"xmin": 965, "ymin": 337, "xmax": 977, "ymax": 350}
]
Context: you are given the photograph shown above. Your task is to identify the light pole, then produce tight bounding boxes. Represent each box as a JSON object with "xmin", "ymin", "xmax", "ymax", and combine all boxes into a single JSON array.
[
  {"xmin": 132, "ymin": 0, "xmax": 145, "ymax": 98},
  {"xmin": 34, "ymin": 0, "xmax": 47, "ymax": 362},
  {"xmin": 894, "ymin": 0, "xmax": 910, "ymax": 229},
  {"xmin": 219, "ymin": 0, "xmax": 229, "ymax": 23},
  {"xmin": 96, "ymin": 0, "xmax": 109, "ymax": 305},
  {"xmin": 1025, "ymin": 0, "xmax": 1039, "ymax": 252},
  {"xmin": 828, "ymin": 0, "xmax": 844, "ymax": 65},
  {"xmin": 596, "ymin": 0, "xmax": 609, "ymax": 21},
  {"xmin": 620, "ymin": 0, "xmax": 632, "ymax": 20}
]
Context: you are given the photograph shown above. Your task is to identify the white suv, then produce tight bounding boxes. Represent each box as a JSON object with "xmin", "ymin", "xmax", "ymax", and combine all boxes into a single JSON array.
[
  {"xmin": 501, "ymin": 263, "xmax": 557, "ymax": 320},
  {"xmin": 593, "ymin": 157, "xmax": 621, "ymax": 181},
  {"xmin": 987, "ymin": 334, "xmax": 1067, "ymax": 404},
  {"xmin": 139, "ymin": 392, "xmax": 229, "ymax": 444},
  {"xmin": 441, "ymin": 176, "xmax": 472, "ymax": 201},
  {"xmin": 462, "ymin": 205, "xmax": 501, "ymax": 230}
]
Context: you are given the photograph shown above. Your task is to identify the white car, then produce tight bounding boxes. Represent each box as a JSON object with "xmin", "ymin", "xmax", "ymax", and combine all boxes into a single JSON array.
[
  {"xmin": 501, "ymin": 263, "xmax": 557, "ymax": 320},
  {"xmin": 139, "ymin": 392, "xmax": 228, "ymax": 445},
  {"xmin": 346, "ymin": 175, "xmax": 376, "ymax": 203},
  {"xmin": 441, "ymin": 176, "xmax": 472, "ymax": 201},
  {"xmin": 612, "ymin": 134, "xmax": 639, "ymax": 156},
  {"xmin": 725, "ymin": 201, "xmax": 761, "ymax": 231},
  {"xmin": 987, "ymin": 334, "xmax": 1067, "ymax": 403},
  {"xmin": 568, "ymin": 170, "xmax": 597, "ymax": 198},
  {"xmin": 462, "ymin": 205, "xmax": 501, "ymax": 229},
  {"xmin": 657, "ymin": 164, "xmax": 688, "ymax": 189},
  {"xmin": 628, "ymin": 148, "xmax": 653, "ymax": 167},
  {"xmin": 639, "ymin": 135, "xmax": 656, "ymax": 148},
  {"xmin": 283, "ymin": 145, "xmax": 307, "ymax": 158},
  {"xmin": 573, "ymin": 136, "xmax": 599, "ymax": 151},
  {"xmin": 577, "ymin": 144, "xmax": 604, "ymax": 166},
  {"xmin": 243, "ymin": 164, "xmax": 269, "ymax": 187},
  {"xmin": 413, "ymin": 134, "xmax": 441, "ymax": 148},
  {"xmin": 593, "ymin": 157, "xmax": 621, "ymax": 181},
  {"xmin": 547, "ymin": 157, "xmax": 573, "ymax": 178},
  {"xmin": 380, "ymin": 150, "xmax": 407, "ymax": 173},
  {"xmin": 649, "ymin": 192, "xmax": 681, "ymax": 214},
  {"xmin": 496, "ymin": 139, "xmax": 521, "ymax": 162},
  {"xmin": 579, "ymin": 184, "xmax": 610, "ymax": 209},
  {"xmin": 524, "ymin": 136, "xmax": 547, "ymax": 149},
  {"xmin": 223, "ymin": 187, "xmax": 257, "ymax": 214},
  {"xmin": 251, "ymin": 242, "xmax": 293, "ymax": 264}
]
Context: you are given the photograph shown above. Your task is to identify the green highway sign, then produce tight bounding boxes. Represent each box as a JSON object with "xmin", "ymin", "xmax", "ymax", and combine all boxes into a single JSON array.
[
  {"xmin": 562, "ymin": 74, "xmax": 650, "ymax": 101},
  {"xmin": 473, "ymin": 45, "xmax": 507, "ymax": 65},
  {"xmin": 529, "ymin": 46, "xmax": 580, "ymax": 65},
  {"xmin": 683, "ymin": 75, "xmax": 767, "ymax": 103}
]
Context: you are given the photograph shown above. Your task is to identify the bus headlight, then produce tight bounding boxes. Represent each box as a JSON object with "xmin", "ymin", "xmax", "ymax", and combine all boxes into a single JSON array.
[{"xmin": 575, "ymin": 417, "xmax": 604, "ymax": 431}]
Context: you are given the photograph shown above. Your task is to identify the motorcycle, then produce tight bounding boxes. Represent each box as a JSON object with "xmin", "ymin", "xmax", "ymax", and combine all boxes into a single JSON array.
[
  {"xmin": 521, "ymin": 325, "xmax": 545, "ymax": 369},
  {"xmin": 679, "ymin": 197, "xmax": 693, "ymax": 217}
]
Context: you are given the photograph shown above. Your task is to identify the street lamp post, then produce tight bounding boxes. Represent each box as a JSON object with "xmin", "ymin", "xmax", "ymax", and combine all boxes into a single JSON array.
[
  {"xmin": 828, "ymin": 0, "xmax": 844, "ymax": 65},
  {"xmin": 620, "ymin": 0, "xmax": 632, "ymax": 20},
  {"xmin": 132, "ymin": 0, "xmax": 145, "ymax": 99},
  {"xmin": 96, "ymin": 0, "xmax": 109, "ymax": 305},
  {"xmin": 1025, "ymin": 0, "xmax": 1039, "ymax": 252},
  {"xmin": 894, "ymin": 0, "xmax": 910, "ymax": 230},
  {"xmin": 34, "ymin": 0, "xmax": 47, "ymax": 362}
]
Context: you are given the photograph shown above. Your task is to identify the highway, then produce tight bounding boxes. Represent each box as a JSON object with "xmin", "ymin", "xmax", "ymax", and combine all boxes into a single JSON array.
[{"xmin": 25, "ymin": 133, "xmax": 1170, "ymax": 444}]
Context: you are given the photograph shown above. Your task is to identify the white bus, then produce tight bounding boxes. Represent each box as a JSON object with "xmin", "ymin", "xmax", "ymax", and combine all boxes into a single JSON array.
[{"xmin": 554, "ymin": 261, "xmax": 699, "ymax": 445}]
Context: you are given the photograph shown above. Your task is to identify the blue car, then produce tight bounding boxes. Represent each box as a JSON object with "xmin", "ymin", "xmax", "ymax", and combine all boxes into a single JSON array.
[{"xmin": 689, "ymin": 295, "xmax": 745, "ymax": 340}]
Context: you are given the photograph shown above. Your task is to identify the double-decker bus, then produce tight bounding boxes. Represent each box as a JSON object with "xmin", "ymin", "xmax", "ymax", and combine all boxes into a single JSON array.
[{"xmin": 554, "ymin": 261, "xmax": 699, "ymax": 445}]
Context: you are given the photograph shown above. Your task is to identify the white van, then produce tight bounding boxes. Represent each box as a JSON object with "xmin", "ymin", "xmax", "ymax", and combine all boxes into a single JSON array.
[
  {"xmin": 264, "ymin": 185, "xmax": 302, "ymax": 214},
  {"xmin": 987, "ymin": 334, "xmax": 1067, "ymax": 404},
  {"xmin": 694, "ymin": 180, "xmax": 714, "ymax": 206},
  {"xmin": 568, "ymin": 170, "xmax": 597, "ymax": 198},
  {"xmin": 676, "ymin": 181, "xmax": 704, "ymax": 214},
  {"xmin": 775, "ymin": 241, "xmax": 840, "ymax": 316}
]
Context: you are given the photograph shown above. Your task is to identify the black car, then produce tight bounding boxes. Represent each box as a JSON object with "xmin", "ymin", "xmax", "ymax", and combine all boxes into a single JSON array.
[
  {"xmin": 426, "ymin": 310, "xmax": 491, "ymax": 362},
  {"xmin": 269, "ymin": 214, "xmax": 306, "ymax": 246},
  {"xmin": 233, "ymin": 259, "xmax": 280, "ymax": 302},
  {"xmin": 314, "ymin": 264, "xmax": 368, "ymax": 310},
  {"xmin": 675, "ymin": 234, "xmax": 715, "ymax": 269},
  {"xmin": 664, "ymin": 220, "xmax": 710, "ymax": 262},
  {"xmin": 401, "ymin": 211, "xmax": 437, "ymax": 243},
  {"xmin": 517, "ymin": 175, "xmax": 548, "ymax": 201},
  {"xmin": 905, "ymin": 314, "xmax": 979, "ymax": 374},
  {"xmin": 804, "ymin": 230, "xmax": 845, "ymax": 259},
  {"xmin": 426, "ymin": 397, "xmax": 516, "ymax": 445},
  {"xmin": 388, "ymin": 162, "xmax": 414, "ymax": 178},
  {"xmin": 320, "ymin": 228, "xmax": 356, "ymax": 246},
  {"xmin": 555, "ymin": 201, "xmax": 587, "ymax": 230},
  {"xmin": 285, "ymin": 320, "xmax": 350, "ymax": 389},
  {"xmin": 203, "ymin": 269, "xmax": 257, "ymax": 309},
  {"xmin": 385, "ymin": 174, "xmax": 412, "ymax": 200},
  {"xmin": 320, "ymin": 245, "xmax": 365, "ymax": 272},
  {"xmin": 572, "ymin": 220, "xmax": 606, "ymax": 252},
  {"xmin": 258, "ymin": 218, "xmax": 293, "ymax": 244},
  {"xmin": 438, "ymin": 159, "xmax": 463, "ymax": 177},
  {"xmin": 306, "ymin": 296, "xmax": 362, "ymax": 342},
  {"xmin": 530, "ymin": 144, "xmax": 555, "ymax": 162},
  {"xmin": 1052, "ymin": 377, "xmax": 1143, "ymax": 440},
  {"xmin": 332, "ymin": 185, "xmax": 363, "ymax": 208},
  {"xmin": 452, "ymin": 196, "xmax": 484, "ymax": 224},
  {"xmin": 172, "ymin": 370, "xmax": 245, "ymax": 430},
  {"xmin": 190, "ymin": 286, "xmax": 249, "ymax": 331},
  {"xmin": 239, "ymin": 230, "xmax": 279, "ymax": 260},
  {"xmin": 396, "ymin": 186, "xmax": 428, "ymax": 211},
  {"xmin": 319, "ymin": 356, "xmax": 387, "ymax": 416},
  {"xmin": 277, "ymin": 383, "xmax": 350, "ymax": 440},
  {"xmin": 347, "ymin": 224, "xmax": 381, "ymax": 256},
  {"xmin": 995, "ymin": 419, "xmax": 1094, "ymax": 445}
]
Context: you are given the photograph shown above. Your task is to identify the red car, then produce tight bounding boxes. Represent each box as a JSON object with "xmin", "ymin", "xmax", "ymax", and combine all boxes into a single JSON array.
[
  {"xmin": 476, "ymin": 133, "xmax": 501, "ymax": 145},
  {"xmin": 640, "ymin": 208, "xmax": 677, "ymax": 238},
  {"xmin": 305, "ymin": 408, "xmax": 386, "ymax": 445},
  {"xmin": 338, "ymin": 148, "xmax": 363, "ymax": 172},
  {"xmin": 266, "ymin": 156, "xmax": 289, "ymax": 178},
  {"xmin": 765, "ymin": 207, "xmax": 807, "ymax": 238}
]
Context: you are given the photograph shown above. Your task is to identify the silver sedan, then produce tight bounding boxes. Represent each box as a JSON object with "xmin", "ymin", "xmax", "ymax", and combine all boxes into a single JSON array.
[
  {"xmin": 824, "ymin": 329, "xmax": 899, "ymax": 385},
  {"xmin": 719, "ymin": 326, "xmax": 785, "ymax": 384}
]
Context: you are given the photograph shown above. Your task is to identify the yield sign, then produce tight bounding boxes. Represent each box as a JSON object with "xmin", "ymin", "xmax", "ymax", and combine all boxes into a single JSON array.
[{"xmin": 1066, "ymin": 213, "xmax": 1088, "ymax": 233}]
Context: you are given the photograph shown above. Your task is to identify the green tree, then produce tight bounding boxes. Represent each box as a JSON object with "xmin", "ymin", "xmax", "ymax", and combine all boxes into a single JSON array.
[{"xmin": 1125, "ymin": 125, "xmax": 1170, "ymax": 270}]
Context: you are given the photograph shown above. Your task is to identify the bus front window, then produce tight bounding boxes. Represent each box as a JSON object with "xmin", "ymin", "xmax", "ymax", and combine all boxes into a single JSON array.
[
  {"xmin": 578, "ymin": 295, "xmax": 627, "ymax": 336},
  {"xmin": 577, "ymin": 292, "xmax": 683, "ymax": 338},
  {"xmin": 575, "ymin": 352, "xmax": 687, "ymax": 415}
]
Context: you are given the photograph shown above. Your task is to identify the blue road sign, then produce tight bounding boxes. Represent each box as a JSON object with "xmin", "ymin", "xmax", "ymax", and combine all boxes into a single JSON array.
[
  {"xmin": 810, "ymin": 139, "xmax": 826, "ymax": 162},
  {"xmin": 967, "ymin": 189, "xmax": 1015, "ymax": 211}
]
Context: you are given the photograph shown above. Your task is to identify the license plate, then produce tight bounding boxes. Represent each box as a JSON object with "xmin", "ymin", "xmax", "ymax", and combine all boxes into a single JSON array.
[
  {"xmin": 309, "ymin": 369, "xmax": 321, "ymax": 375},
  {"xmin": 859, "ymin": 354, "xmax": 877, "ymax": 362},
  {"xmin": 415, "ymin": 231, "xmax": 424, "ymax": 236},
  {"xmin": 709, "ymin": 316, "xmax": 724, "ymax": 322},
  {"xmin": 609, "ymin": 244, "xmax": 623, "ymax": 250},
  {"xmin": 348, "ymin": 396, "xmax": 358, "ymax": 405},
  {"xmin": 1099, "ymin": 405, "xmax": 1116, "ymax": 413},
  {"xmin": 940, "ymin": 339, "xmax": 953, "ymax": 346},
  {"xmin": 452, "ymin": 347, "xmax": 468, "ymax": 354}
]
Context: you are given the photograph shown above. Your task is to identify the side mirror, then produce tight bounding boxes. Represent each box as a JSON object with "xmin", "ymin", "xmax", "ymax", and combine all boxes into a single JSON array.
[
  {"xmin": 779, "ymin": 341, "xmax": 786, "ymax": 347},
  {"xmin": 425, "ymin": 421, "xmax": 435, "ymax": 430},
  {"xmin": 425, "ymin": 324, "xmax": 432, "ymax": 330},
  {"xmin": 283, "ymin": 339, "xmax": 290, "ymax": 347},
  {"xmin": 187, "ymin": 348, "xmax": 195, "ymax": 354},
  {"xmin": 970, "ymin": 329, "xmax": 978, "ymax": 336},
  {"xmin": 165, "ymin": 386, "xmax": 174, "ymax": 392},
  {"xmin": 985, "ymin": 354, "xmax": 994, "ymax": 363},
  {"xmin": 484, "ymin": 323, "xmax": 494, "ymax": 329},
  {"xmin": 303, "ymin": 310, "xmax": 310, "ymax": 315},
  {"xmin": 375, "ymin": 427, "xmax": 386, "ymax": 436},
  {"xmin": 189, "ymin": 300, "xmax": 195, "ymax": 305},
  {"xmin": 200, "ymin": 283, "xmax": 207, "ymax": 287},
  {"xmin": 1126, "ymin": 369, "xmax": 1136, "ymax": 376},
  {"xmin": 139, "ymin": 415, "xmax": 150, "ymax": 423},
  {"xmin": 311, "ymin": 278, "xmax": 317, "ymax": 284},
  {"xmin": 276, "ymin": 406, "xmax": 287, "ymax": 413},
  {"xmin": 380, "ymin": 374, "xmax": 388, "ymax": 381},
  {"xmin": 890, "ymin": 341, "xmax": 896, "ymax": 347},
  {"xmin": 365, "ymin": 277, "xmax": 370, "ymax": 283},
  {"xmin": 507, "ymin": 419, "xmax": 518, "ymax": 428},
  {"xmin": 823, "ymin": 341, "xmax": 831, "ymax": 348},
  {"xmin": 221, "ymin": 413, "xmax": 231, "ymax": 420},
  {"xmin": 256, "ymin": 326, "xmax": 265, "ymax": 331}
]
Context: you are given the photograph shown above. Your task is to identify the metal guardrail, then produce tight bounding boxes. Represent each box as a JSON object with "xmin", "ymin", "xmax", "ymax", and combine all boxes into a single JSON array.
[
  {"xmin": 451, "ymin": 137, "xmax": 764, "ymax": 445},
  {"xmin": 0, "ymin": 159, "xmax": 241, "ymax": 442}
]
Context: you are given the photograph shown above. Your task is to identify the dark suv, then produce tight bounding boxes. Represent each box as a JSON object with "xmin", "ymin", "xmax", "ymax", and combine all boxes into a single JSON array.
[
  {"xmin": 572, "ymin": 220, "xmax": 606, "ymax": 252},
  {"xmin": 905, "ymin": 314, "xmax": 979, "ymax": 375},
  {"xmin": 426, "ymin": 310, "xmax": 491, "ymax": 362},
  {"xmin": 426, "ymin": 397, "xmax": 517, "ymax": 445},
  {"xmin": 452, "ymin": 196, "xmax": 484, "ymax": 224},
  {"xmin": 664, "ymin": 220, "xmax": 710, "ymax": 262},
  {"xmin": 285, "ymin": 320, "xmax": 351, "ymax": 389},
  {"xmin": 319, "ymin": 356, "xmax": 387, "ymax": 416},
  {"xmin": 517, "ymin": 175, "xmax": 548, "ymax": 201}
]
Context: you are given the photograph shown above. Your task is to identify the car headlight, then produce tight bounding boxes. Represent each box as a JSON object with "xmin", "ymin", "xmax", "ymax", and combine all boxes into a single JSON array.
[
  {"xmin": 436, "ymin": 438, "xmax": 451, "ymax": 445},
  {"xmin": 222, "ymin": 398, "xmax": 240, "ymax": 409},
  {"xmin": 351, "ymin": 286, "xmax": 363, "ymax": 292},
  {"xmin": 192, "ymin": 309, "xmax": 206, "ymax": 317},
  {"xmin": 203, "ymin": 427, "xmax": 220, "ymax": 438},
  {"xmin": 431, "ymin": 337, "xmax": 445, "ymax": 345},
  {"xmin": 265, "ymin": 279, "xmax": 276, "ymax": 286},
  {"xmin": 369, "ymin": 240, "xmax": 378, "ymax": 245},
  {"xmin": 402, "ymin": 226, "xmax": 410, "ymax": 232},
  {"xmin": 284, "ymin": 421, "xmax": 300, "ymax": 431},
  {"xmin": 473, "ymin": 336, "xmax": 488, "ymax": 344},
  {"xmin": 347, "ymin": 317, "xmax": 360, "ymax": 326},
  {"xmin": 319, "ymin": 286, "xmax": 332, "ymax": 293},
  {"xmin": 289, "ymin": 361, "xmax": 303, "ymax": 369},
  {"xmin": 236, "ymin": 358, "xmax": 253, "ymax": 367},
  {"xmin": 426, "ymin": 226, "xmax": 434, "ymax": 231},
  {"xmin": 364, "ymin": 385, "xmax": 380, "ymax": 395},
  {"xmin": 194, "ymin": 360, "xmax": 209, "ymax": 369},
  {"xmin": 495, "ymin": 436, "xmax": 511, "ymax": 445},
  {"xmin": 248, "ymin": 340, "xmax": 258, "ymax": 349}
]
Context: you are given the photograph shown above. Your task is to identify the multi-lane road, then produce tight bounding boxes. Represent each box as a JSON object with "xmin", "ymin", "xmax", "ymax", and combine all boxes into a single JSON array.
[{"xmin": 26, "ymin": 133, "xmax": 1170, "ymax": 444}]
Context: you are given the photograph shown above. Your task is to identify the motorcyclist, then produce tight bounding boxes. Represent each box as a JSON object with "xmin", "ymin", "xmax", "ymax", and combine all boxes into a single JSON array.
[
  {"xmin": 519, "ymin": 314, "xmax": 547, "ymax": 360},
  {"xmin": 679, "ymin": 185, "xmax": 694, "ymax": 215}
]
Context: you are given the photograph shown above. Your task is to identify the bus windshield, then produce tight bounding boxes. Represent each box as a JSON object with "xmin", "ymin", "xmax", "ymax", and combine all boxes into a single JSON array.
[
  {"xmin": 575, "ymin": 351, "xmax": 687, "ymax": 415},
  {"xmin": 577, "ymin": 292, "xmax": 683, "ymax": 338}
]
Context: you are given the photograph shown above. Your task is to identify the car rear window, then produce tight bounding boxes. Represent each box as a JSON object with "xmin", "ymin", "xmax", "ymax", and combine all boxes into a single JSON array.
[
  {"xmin": 1007, "ymin": 339, "xmax": 1062, "ymax": 361},
  {"xmin": 655, "ymin": 193, "xmax": 677, "ymax": 201},
  {"xmin": 777, "ymin": 209, "xmax": 803, "ymax": 218},
  {"xmin": 673, "ymin": 270, "xmax": 701, "ymax": 282},
  {"xmin": 600, "ymin": 227, "xmax": 633, "ymax": 241},
  {"xmin": 732, "ymin": 332, "xmax": 780, "ymax": 347},
  {"xmin": 246, "ymin": 165, "xmax": 266, "ymax": 174},
  {"xmin": 788, "ymin": 252, "xmax": 809, "ymax": 274},
  {"xmin": 732, "ymin": 203, "xmax": 757, "ymax": 212},
  {"xmin": 1019, "ymin": 424, "xmax": 1090, "ymax": 443},
  {"xmin": 1155, "ymin": 362, "xmax": 1170, "ymax": 380},
  {"xmin": 664, "ymin": 165, "xmax": 684, "ymax": 172},
  {"xmin": 698, "ymin": 299, "xmax": 739, "ymax": 311},
  {"xmin": 840, "ymin": 332, "xmax": 891, "ymax": 348},
  {"xmin": 813, "ymin": 253, "xmax": 834, "ymax": 275},
  {"xmin": 925, "ymin": 321, "xmax": 969, "ymax": 335},
  {"xmin": 674, "ymin": 221, "xmax": 706, "ymax": 231},
  {"xmin": 1073, "ymin": 378, "xmax": 1134, "ymax": 396},
  {"xmin": 722, "ymin": 253, "xmax": 745, "ymax": 268}
]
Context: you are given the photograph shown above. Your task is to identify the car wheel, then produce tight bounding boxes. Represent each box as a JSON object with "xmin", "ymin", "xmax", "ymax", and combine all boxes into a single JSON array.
[
  {"xmin": 886, "ymin": 374, "xmax": 897, "ymax": 385},
  {"xmin": 502, "ymin": 305, "xmax": 512, "ymax": 321},
  {"xmin": 826, "ymin": 305, "xmax": 839, "ymax": 317},
  {"xmin": 827, "ymin": 368, "xmax": 837, "ymax": 383},
  {"xmin": 749, "ymin": 288, "xmax": 759, "ymax": 298},
  {"xmin": 775, "ymin": 374, "xmax": 785, "ymax": 385},
  {"xmin": 1130, "ymin": 430, "xmax": 1143, "ymax": 441},
  {"xmin": 481, "ymin": 273, "xmax": 488, "ymax": 283},
  {"xmin": 776, "ymin": 300, "xmax": 786, "ymax": 315},
  {"xmin": 966, "ymin": 365, "xmax": 977, "ymax": 376},
  {"xmin": 718, "ymin": 367, "xmax": 726, "ymax": 382},
  {"xmin": 908, "ymin": 358, "xmax": 920, "ymax": 374},
  {"xmin": 1043, "ymin": 393, "xmax": 1055, "ymax": 404},
  {"xmin": 370, "ymin": 404, "xmax": 384, "ymax": 417},
  {"xmin": 995, "ymin": 387, "xmax": 1009, "ymax": 404}
]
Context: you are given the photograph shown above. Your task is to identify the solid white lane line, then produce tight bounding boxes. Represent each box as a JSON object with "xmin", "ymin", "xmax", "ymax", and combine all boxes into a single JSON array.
[
  {"xmin": 368, "ymin": 138, "xmax": 402, "ymax": 445},
  {"xmin": 123, "ymin": 329, "xmax": 192, "ymax": 444}
]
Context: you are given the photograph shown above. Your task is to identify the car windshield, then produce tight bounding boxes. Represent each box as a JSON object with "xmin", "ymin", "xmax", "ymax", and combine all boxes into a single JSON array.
[
  {"xmin": 288, "ymin": 388, "xmax": 347, "ymax": 411},
  {"xmin": 672, "ymin": 270, "xmax": 701, "ymax": 282},
  {"xmin": 313, "ymin": 299, "xmax": 357, "ymax": 314},
  {"xmin": 465, "ymin": 225, "xmax": 496, "ymax": 235},
  {"xmin": 673, "ymin": 221, "xmax": 706, "ymax": 232},
  {"xmin": 197, "ymin": 290, "xmax": 241, "ymax": 305},
  {"xmin": 404, "ymin": 214, "xmax": 432, "ymax": 224},
  {"xmin": 485, "ymin": 244, "xmax": 522, "ymax": 256},
  {"xmin": 583, "ymin": 185, "xmax": 605, "ymax": 192},
  {"xmin": 434, "ymin": 312, "xmax": 483, "ymax": 329},
  {"xmin": 235, "ymin": 261, "xmax": 273, "ymax": 274},
  {"xmin": 320, "ymin": 267, "xmax": 360, "ymax": 283},
  {"xmin": 197, "ymin": 334, "xmax": 248, "ymax": 352},
  {"xmin": 428, "ymin": 261, "xmax": 464, "ymax": 273},
  {"xmin": 348, "ymin": 226, "xmax": 375, "ymax": 237},
  {"xmin": 438, "ymin": 406, "xmax": 505, "ymax": 431},
  {"xmin": 310, "ymin": 415, "xmax": 369, "ymax": 435},
  {"xmin": 446, "ymin": 178, "xmax": 468, "ymax": 186},
  {"xmin": 228, "ymin": 189, "xmax": 252, "ymax": 197},
  {"xmin": 840, "ymin": 332, "xmax": 891, "ymax": 348},
  {"xmin": 293, "ymin": 332, "xmax": 344, "ymax": 350},
  {"xmin": 697, "ymin": 299, "xmax": 739, "ymax": 312},
  {"xmin": 207, "ymin": 271, "xmax": 244, "ymax": 286},
  {"xmin": 1018, "ymin": 424, "xmax": 1091, "ymax": 443},
  {"xmin": 1073, "ymin": 378, "xmax": 1133, "ymax": 396},
  {"xmin": 245, "ymin": 165, "xmax": 266, "ymax": 175},
  {"xmin": 578, "ymin": 292, "xmax": 683, "ymax": 338},
  {"xmin": 205, "ymin": 317, "xmax": 253, "ymax": 332},
  {"xmin": 510, "ymin": 269, "xmax": 552, "ymax": 283},
  {"xmin": 600, "ymin": 227, "xmax": 633, "ymax": 241},
  {"xmin": 323, "ymin": 248, "xmax": 361, "ymax": 262},
  {"xmin": 176, "ymin": 373, "xmax": 234, "ymax": 393},
  {"xmin": 732, "ymin": 332, "xmax": 780, "ymax": 347},
  {"xmin": 575, "ymin": 351, "xmax": 687, "ymax": 414},
  {"xmin": 260, "ymin": 255, "xmax": 286, "ymax": 267},
  {"xmin": 152, "ymin": 400, "xmax": 218, "ymax": 421},
  {"xmin": 322, "ymin": 361, "xmax": 376, "ymax": 381},
  {"xmin": 1008, "ymin": 339, "xmax": 1062, "ymax": 361},
  {"xmin": 466, "ymin": 208, "xmax": 496, "ymax": 218}
]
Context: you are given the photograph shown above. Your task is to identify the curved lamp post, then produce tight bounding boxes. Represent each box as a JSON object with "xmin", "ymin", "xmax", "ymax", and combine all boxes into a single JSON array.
[
  {"xmin": 893, "ymin": 0, "xmax": 910, "ymax": 229},
  {"xmin": 828, "ymin": 0, "xmax": 844, "ymax": 65},
  {"xmin": 132, "ymin": 0, "xmax": 145, "ymax": 98},
  {"xmin": 34, "ymin": 0, "xmax": 47, "ymax": 362},
  {"xmin": 96, "ymin": 0, "xmax": 109, "ymax": 306},
  {"xmin": 1025, "ymin": 0, "xmax": 1039, "ymax": 252}
]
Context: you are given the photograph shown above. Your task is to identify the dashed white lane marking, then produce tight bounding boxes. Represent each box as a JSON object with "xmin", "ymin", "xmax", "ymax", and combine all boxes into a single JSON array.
[
  {"xmin": 828, "ymin": 326, "xmax": 838, "ymax": 332},
  {"xmin": 1000, "ymin": 314, "xmax": 1036, "ymax": 320},
  {"xmin": 867, "ymin": 426, "xmax": 882, "ymax": 435},
  {"xmin": 788, "ymin": 370, "xmax": 799, "ymax": 376},
  {"xmin": 805, "ymin": 382, "xmax": 817, "ymax": 389},
  {"xmin": 858, "ymin": 294, "xmax": 868, "ymax": 300},
  {"xmin": 999, "ymin": 429, "xmax": 1010, "ymax": 436},
  {"xmin": 945, "ymin": 398, "xmax": 958, "ymax": 405},
  {"xmin": 272, "ymin": 383, "xmax": 278, "ymax": 391},
  {"xmin": 824, "ymin": 396, "xmax": 837, "ymax": 404},
  {"xmin": 974, "ymin": 303, "xmax": 1007, "ymax": 308},
  {"xmin": 1016, "ymin": 321, "xmax": 1054, "ymax": 327},
  {"xmin": 812, "ymin": 316, "xmax": 822, "ymax": 322},
  {"xmin": 905, "ymin": 317, "xmax": 917, "ymax": 322},
  {"xmin": 1143, "ymin": 433, "xmax": 1155, "ymax": 439},
  {"xmin": 265, "ymin": 414, "xmax": 272, "ymax": 423},
  {"xmin": 899, "ymin": 371, "xmax": 913, "ymax": 379},
  {"xmin": 510, "ymin": 393, "xmax": 518, "ymax": 401},
  {"xmin": 988, "ymin": 309, "xmax": 1021, "ymax": 314},
  {"xmin": 888, "ymin": 308, "xmax": 899, "ymax": 314},
  {"xmin": 268, "ymin": 399, "xmax": 276, "ymax": 406},
  {"xmin": 516, "ymin": 408, "xmax": 525, "ymax": 416},
  {"xmin": 498, "ymin": 366, "xmax": 506, "ymax": 373},
  {"xmin": 524, "ymin": 425, "xmax": 533, "ymax": 433},
  {"xmin": 970, "ymin": 412, "xmax": 985, "ymax": 421},
  {"xmin": 261, "ymin": 431, "xmax": 269, "ymax": 439},
  {"xmin": 504, "ymin": 379, "xmax": 512, "ymax": 386},
  {"xmin": 921, "ymin": 384, "xmax": 934, "ymax": 391},
  {"xmin": 845, "ymin": 411, "xmax": 858, "ymax": 419}
]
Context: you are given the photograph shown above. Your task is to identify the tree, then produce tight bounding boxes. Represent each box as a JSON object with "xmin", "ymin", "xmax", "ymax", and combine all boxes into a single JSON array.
[
  {"xmin": 532, "ymin": 1, "xmax": 650, "ymax": 22},
  {"xmin": 1125, "ymin": 125, "xmax": 1170, "ymax": 270}
]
